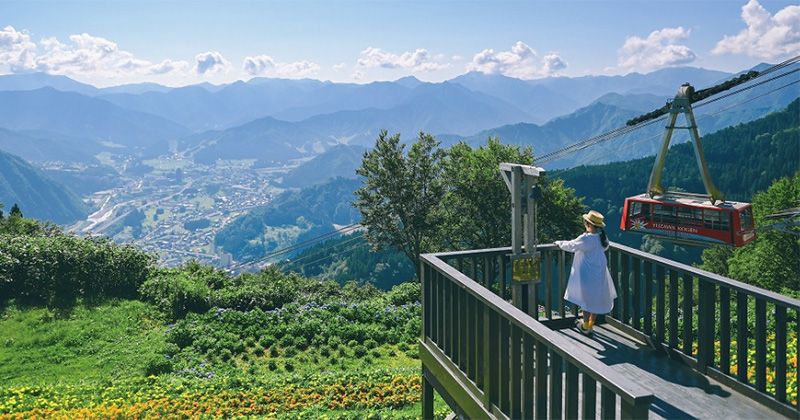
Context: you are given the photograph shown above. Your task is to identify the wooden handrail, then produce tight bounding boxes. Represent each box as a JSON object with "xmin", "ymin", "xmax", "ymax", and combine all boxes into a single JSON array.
[
  {"xmin": 609, "ymin": 242, "xmax": 800, "ymax": 310},
  {"xmin": 422, "ymin": 252, "xmax": 653, "ymax": 405}
]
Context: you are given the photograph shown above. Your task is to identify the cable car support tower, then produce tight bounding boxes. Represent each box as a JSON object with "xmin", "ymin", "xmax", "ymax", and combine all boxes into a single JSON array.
[{"xmin": 648, "ymin": 83, "xmax": 725, "ymax": 204}]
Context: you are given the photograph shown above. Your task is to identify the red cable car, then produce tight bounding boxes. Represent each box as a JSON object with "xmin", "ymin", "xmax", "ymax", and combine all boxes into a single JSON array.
[
  {"xmin": 620, "ymin": 194, "xmax": 756, "ymax": 247},
  {"xmin": 620, "ymin": 83, "xmax": 756, "ymax": 247}
]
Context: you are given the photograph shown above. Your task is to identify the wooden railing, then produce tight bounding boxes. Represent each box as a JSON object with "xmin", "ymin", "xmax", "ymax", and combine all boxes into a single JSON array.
[
  {"xmin": 607, "ymin": 242, "xmax": 800, "ymax": 417},
  {"xmin": 420, "ymin": 245, "xmax": 654, "ymax": 419},
  {"xmin": 420, "ymin": 242, "xmax": 800, "ymax": 418}
]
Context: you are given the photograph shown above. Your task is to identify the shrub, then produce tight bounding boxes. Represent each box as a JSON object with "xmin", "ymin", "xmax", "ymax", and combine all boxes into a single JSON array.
[
  {"xmin": 279, "ymin": 335, "xmax": 294, "ymax": 348},
  {"xmin": 353, "ymin": 345, "xmax": 367, "ymax": 358},
  {"xmin": 268, "ymin": 360, "xmax": 278, "ymax": 371},
  {"xmin": 0, "ymin": 230, "xmax": 154, "ymax": 308},
  {"xmin": 386, "ymin": 281, "xmax": 421, "ymax": 306},
  {"xmin": 259, "ymin": 335, "xmax": 276, "ymax": 349},
  {"xmin": 284, "ymin": 361, "xmax": 294, "ymax": 372},
  {"xmin": 143, "ymin": 356, "xmax": 173, "ymax": 376},
  {"xmin": 213, "ymin": 267, "xmax": 300, "ymax": 311},
  {"xmin": 139, "ymin": 270, "xmax": 211, "ymax": 319},
  {"xmin": 328, "ymin": 336, "xmax": 343, "ymax": 349},
  {"xmin": 364, "ymin": 339, "xmax": 378, "ymax": 349}
]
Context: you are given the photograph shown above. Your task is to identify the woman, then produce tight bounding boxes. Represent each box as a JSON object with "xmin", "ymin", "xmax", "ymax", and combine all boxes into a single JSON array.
[{"xmin": 555, "ymin": 210, "xmax": 617, "ymax": 335}]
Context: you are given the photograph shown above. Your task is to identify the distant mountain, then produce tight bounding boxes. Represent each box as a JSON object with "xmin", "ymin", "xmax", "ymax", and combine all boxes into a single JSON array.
[
  {"xmin": 0, "ymin": 72, "xmax": 100, "ymax": 96},
  {"xmin": 0, "ymin": 72, "xmax": 172, "ymax": 96},
  {"xmin": 590, "ymin": 92, "xmax": 667, "ymax": 113},
  {"xmin": 457, "ymin": 101, "xmax": 640, "ymax": 159},
  {"xmin": 103, "ymin": 77, "xmax": 531, "ymax": 133},
  {"xmin": 0, "ymin": 128, "xmax": 101, "ymax": 163},
  {"xmin": 0, "ymin": 149, "xmax": 87, "ymax": 224},
  {"xmin": 188, "ymin": 116, "xmax": 323, "ymax": 165},
  {"xmin": 187, "ymin": 81, "xmax": 531, "ymax": 163},
  {"xmin": 43, "ymin": 164, "xmax": 123, "ymax": 196},
  {"xmin": 0, "ymin": 88, "xmax": 190, "ymax": 154},
  {"xmin": 280, "ymin": 145, "xmax": 366, "ymax": 188},
  {"xmin": 100, "ymin": 82, "xmax": 173, "ymax": 95},
  {"xmin": 100, "ymin": 79, "xmax": 332, "ymax": 131},
  {"xmin": 527, "ymin": 66, "xmax": 732, "ymax": 108},
  {"xmin": 458, "ymin": 75, "xmax": 799, "ymax": 169},
  {"xmin": 450, "ymin": 72, "xmax": 578, "ymax": 124}
]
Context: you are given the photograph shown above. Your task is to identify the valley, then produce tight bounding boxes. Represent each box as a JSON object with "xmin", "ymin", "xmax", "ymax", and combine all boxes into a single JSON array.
[{"xmin": 67, "ymin": 153, "xmax": 291, "ymax": 268}]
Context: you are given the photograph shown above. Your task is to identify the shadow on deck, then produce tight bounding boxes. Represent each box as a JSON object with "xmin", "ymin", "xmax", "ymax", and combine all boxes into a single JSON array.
[{"xmin": 556, "ymin": 322, "xmax": 780, "ymax": 419}]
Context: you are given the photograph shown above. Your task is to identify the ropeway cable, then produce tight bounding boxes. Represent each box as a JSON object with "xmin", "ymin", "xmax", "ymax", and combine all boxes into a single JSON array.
[{"xmin": 535, "ymin": 63, "xmax": 800, "ymax": 166}]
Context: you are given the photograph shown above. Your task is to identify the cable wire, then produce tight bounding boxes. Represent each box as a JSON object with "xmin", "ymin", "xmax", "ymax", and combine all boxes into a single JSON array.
[
  {"xmin": 228, "ymin": 223, "xmax": 362, "ymax": 270},
  {"xmin": 535, "ymin": 61, "xmax": 800, "ymax": 166}
]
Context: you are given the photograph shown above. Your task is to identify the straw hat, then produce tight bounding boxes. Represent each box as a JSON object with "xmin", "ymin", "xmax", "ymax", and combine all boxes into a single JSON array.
[{"xmin": 583, "ymin": 210, "xmax": 606, "ymax": 228}]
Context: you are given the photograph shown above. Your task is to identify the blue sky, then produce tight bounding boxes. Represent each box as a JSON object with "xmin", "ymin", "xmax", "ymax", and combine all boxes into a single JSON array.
[{"xmin": 1, "ymin": 0, "xmax": 798, "ymax": 87}]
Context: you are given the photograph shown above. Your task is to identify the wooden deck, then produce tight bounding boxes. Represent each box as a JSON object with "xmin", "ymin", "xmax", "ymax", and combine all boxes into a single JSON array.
[{"xmin": 556, "ymin": 323, "xmax": 785, "ymax": 419}]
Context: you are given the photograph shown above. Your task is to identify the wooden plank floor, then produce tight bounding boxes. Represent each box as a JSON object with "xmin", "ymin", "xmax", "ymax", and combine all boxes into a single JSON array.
[{"xmin": 556, "ymin": 323, "xmax": 786, "ymax": 419}]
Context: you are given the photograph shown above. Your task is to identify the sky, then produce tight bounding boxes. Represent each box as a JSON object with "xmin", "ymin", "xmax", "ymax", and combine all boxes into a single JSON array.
[{"xmin": 1, "ymin": 0, "xmax": 799, "ymax": 87}]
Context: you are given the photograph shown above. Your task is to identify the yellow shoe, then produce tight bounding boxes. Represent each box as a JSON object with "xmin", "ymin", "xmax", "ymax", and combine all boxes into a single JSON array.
[{"xmin": 576, "ymin": 320, "xmax": 593, "ymax": 336}]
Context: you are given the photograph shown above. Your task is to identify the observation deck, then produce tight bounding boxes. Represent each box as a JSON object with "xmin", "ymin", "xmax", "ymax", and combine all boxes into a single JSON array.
[{"xmin": 420, "ymin": 243, "xmax": 798, "ymax": 419}]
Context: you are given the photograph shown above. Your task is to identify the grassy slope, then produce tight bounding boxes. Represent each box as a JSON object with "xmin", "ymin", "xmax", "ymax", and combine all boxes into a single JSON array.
[
  {"xmin": 0, "ymin": 300, "xmax": 165, "ymax": 386},
  {"xmin": 0, "ymin": 300, "xmax": 448, "ymax": 418}
]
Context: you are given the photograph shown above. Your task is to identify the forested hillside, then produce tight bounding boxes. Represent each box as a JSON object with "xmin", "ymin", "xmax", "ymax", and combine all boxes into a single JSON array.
[
  {"xmin": 280, "ymin": 145, "xmax": 366, "ymax": 188},
  {"xmin": 215, "ymin": 178, "xmax": 362, "ymax": 261},
  {"xmin": 0, "ymin": 152, "xmax": 87, "ymax": 224},
  {"xmin": 281, "ymin": 232, "xmax": 416, "ymax": 290},
  {"xmin": 556, "ymin": 98, "xmax": 800, "ymax": 256}
]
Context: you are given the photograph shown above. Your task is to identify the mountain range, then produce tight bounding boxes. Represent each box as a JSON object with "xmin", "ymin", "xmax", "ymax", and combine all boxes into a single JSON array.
[{"xmin": 0, "ymin": 63, "xmax": 796, "ymax": 225}]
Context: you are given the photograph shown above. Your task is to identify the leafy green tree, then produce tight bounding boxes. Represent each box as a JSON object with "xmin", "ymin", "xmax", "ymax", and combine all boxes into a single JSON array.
[
  {"xmin": 439, "ymin": 138, "xmax": 584, "ymax": 250},
  {"xmin": 355, "ymin": 131, "xmax": 446, "ymax": 270},
  {"xmin": 701, "ymin": 172, "xmax": 799, "ymax": 293}
]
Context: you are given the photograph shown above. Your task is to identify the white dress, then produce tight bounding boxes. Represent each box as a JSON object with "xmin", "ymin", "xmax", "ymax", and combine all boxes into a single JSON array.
[{"xmin": 555, "ymin": 233, "xmax": 617, "ymax": 314}]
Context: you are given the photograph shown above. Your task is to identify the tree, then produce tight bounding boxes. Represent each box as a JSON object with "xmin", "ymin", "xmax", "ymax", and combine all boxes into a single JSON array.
[
  {"xmin": 438, "ymin": 138, "xmax": 530, "ymax": 250},
  {"xmin": 10, "ymin": 203, "xmax": 22, "ymax": 218},
  {"xmin": 700, "ymin": 172, "xmax": 800, "ymax": 293},
  {"xmin": 439, "ymin": 138, "xmax": 584, "ymax": 250},
  {"xmin": 355, "ymin": 130, "xmax": 446, "ymax": 270}
]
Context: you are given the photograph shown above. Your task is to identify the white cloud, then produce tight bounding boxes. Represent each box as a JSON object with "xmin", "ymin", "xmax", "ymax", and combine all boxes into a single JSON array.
[
  {"xmin": 194, "ymin": 51, "xmax": 229, "ymax": 75},
  {"xmin": 712, "ymin": 0, "xmax": 800, "ymax": 59},
  {"xmin": 351, "ymin": 70, "xmax": 365, "ymax": 81},
  {"xmin": 466, "ymin": 41, "xmax": 566, "ymax": 78},
  {"xmin": 0, "ymin": 29, "xmax": 191, "ymax": 78},
  {"xmin": 242, "ymin": 55, "xmax": 320, "ymax": 78},
  {"xmin": 357, "ymin": 47, "xmax": 449, "ymax": 72},
  {"xmin": 451, "ymin": 55, "xmax": 463, "ymax": 61},
  {"xmin": 617, "ymin": 27, "xmax": 697, "ymax": 71},
  {"xmin": 542, "ymin": 53, "xmax": 567, "ymax": 76},
  {"xmin": 332, "ymin": 62, "xmax": 347, "ymax": 71},
  {"xmin": 0, "ymin": 26, "xmax": 36, "ymax": 72},
  {"xmin": 149, "ymin": 59, "xmax": 190, "ymax": 75}
]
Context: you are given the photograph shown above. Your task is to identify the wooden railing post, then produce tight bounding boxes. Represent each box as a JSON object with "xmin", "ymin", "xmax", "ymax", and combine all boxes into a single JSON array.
[{"xmin": 423, "ymin": 370, "xmax": 434, "ymax": 419}]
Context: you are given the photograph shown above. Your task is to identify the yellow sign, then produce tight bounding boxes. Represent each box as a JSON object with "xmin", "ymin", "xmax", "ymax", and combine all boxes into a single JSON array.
[{"xmin": 512, "ymin": 256, "xmax": 540, "ymax": 282}]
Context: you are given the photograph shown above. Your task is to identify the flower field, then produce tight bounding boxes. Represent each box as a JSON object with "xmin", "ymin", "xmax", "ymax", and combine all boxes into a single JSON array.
[{"xmin": 0, "ymin": 370, "xmax": 429, "ymax": 419}]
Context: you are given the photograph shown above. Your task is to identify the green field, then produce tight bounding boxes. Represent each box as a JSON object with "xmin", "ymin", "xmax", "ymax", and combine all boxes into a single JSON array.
[{"xmin": 0, "ymin": 263, "xmax": 449, "ymax": 418}]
